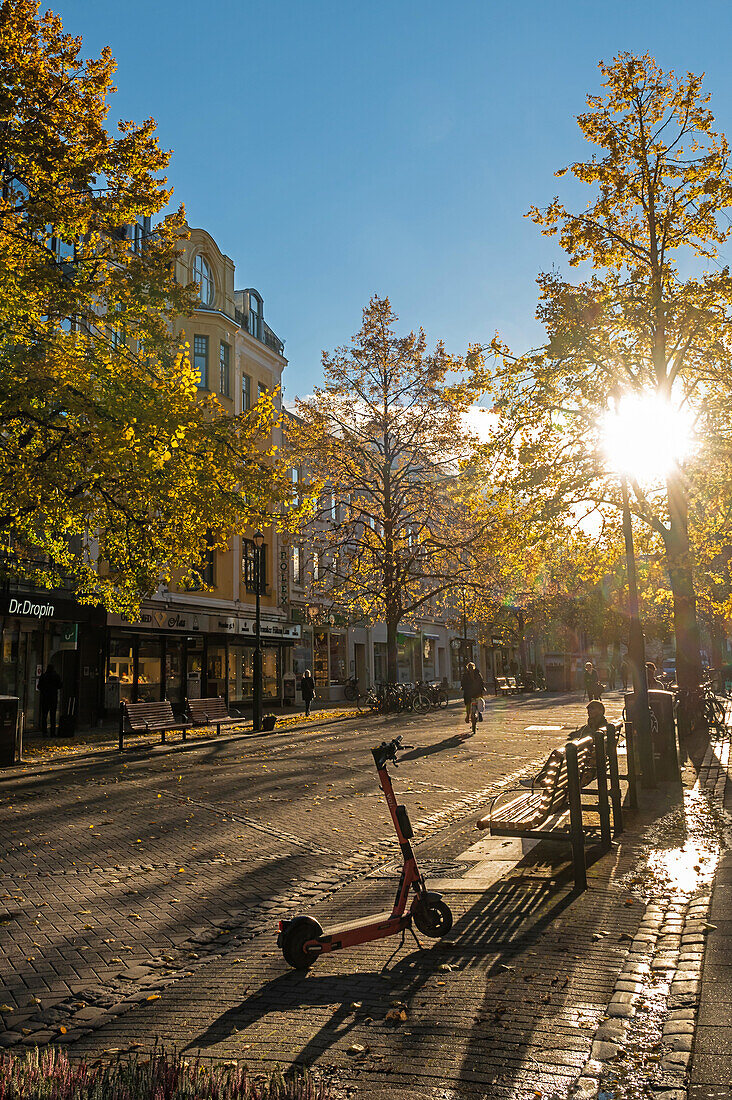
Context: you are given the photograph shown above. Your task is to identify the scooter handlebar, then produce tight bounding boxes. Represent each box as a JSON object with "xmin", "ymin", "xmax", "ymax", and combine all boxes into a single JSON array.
[{"xmin": 372, "ymin": 736, "xmax": 412, "ymax": 768}]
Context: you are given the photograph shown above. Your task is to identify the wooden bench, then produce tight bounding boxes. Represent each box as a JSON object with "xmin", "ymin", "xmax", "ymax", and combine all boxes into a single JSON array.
[
  {"xmin": 495, "ymin": 677, "xmax": 518, "ymax": 696},
  {"xmin": 118, "ymin": 701, "xmax": 192, "ymax": 751},
  {"xmin": 476, "ymin": 729, "xmax": 620, "ymax": 890},
  {"xmin": 187, "ymin": 696, "xmax": 248, "ymax": 737}
]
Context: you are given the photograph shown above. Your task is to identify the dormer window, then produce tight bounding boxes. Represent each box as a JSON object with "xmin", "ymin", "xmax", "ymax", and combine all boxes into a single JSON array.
[
  {"xmin": 247, "ymin": 290, "xmax": 262, "ymax": 339},
  {"xmin": 192, "ymin": 254, "xmax": 214, "ymax": 306}
]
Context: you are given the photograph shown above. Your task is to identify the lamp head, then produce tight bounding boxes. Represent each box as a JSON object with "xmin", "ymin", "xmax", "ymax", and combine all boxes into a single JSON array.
[{"xmin": 253, "ymin": 530, "xmax": 264, "ymax": 549}]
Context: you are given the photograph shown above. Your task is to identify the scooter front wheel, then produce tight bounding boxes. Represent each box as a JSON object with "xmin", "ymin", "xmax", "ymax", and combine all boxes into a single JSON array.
[
  {"xmin": 412, "ymin": 894, "xmax": 453, "ymax": 937},
  {"xmin": 280, "ymin": 916, "xmax": 323, "ymax": 970}
]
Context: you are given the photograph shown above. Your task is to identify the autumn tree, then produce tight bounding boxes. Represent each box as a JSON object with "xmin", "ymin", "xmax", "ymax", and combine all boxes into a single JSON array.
[
  {"xmin": 287, "ymin": 296, "xmax": 497, "ymax": 682},
  {"xmin": 0, "ymin": 0, "xmax": 285, "ymax": 615},
  {"xmin": 482, "ymin": 52, "xmax": 732, "ymax": 715}
]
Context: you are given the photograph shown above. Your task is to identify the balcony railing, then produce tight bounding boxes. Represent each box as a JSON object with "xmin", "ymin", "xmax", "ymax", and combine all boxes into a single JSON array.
[{"xmin": 235, "ymin": 308, "xmax": 285, "ymax": 357}]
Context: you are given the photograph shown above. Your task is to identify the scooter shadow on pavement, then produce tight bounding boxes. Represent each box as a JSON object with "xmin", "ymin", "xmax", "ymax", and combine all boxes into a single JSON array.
[
  {"xmin": 184, "ymin": 872, "xmax": 580, "ymax": 1072},
  {"xmin": 398, "ymin": 733, "xmax": 466, "ymax": 761}
]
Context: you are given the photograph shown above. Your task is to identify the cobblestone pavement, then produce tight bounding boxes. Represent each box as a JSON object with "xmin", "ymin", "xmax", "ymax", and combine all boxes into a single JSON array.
[{"xmin": 0, "ymin": 692, "xmax": 728, "ymax": 1099}]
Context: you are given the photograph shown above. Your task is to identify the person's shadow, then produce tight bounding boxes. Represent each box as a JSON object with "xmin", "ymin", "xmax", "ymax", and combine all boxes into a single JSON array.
[{"xmin": 399, "ymin": 734, "xmax": 465, "ymax": 761}]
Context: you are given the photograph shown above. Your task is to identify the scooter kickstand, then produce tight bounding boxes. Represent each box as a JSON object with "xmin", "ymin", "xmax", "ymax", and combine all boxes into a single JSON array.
[
  {"xmin": 408, "ymin": 925, "xmax": 425, "ymax": 952},
  {"xmin": 381, "ymin": 927, "xmax": 408, "ymax": 972}
]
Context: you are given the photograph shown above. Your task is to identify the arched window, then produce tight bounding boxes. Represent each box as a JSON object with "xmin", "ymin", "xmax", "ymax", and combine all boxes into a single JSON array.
[{"xmin": 192, "ymin": 254, "xmax": 214, "ymax": 306}]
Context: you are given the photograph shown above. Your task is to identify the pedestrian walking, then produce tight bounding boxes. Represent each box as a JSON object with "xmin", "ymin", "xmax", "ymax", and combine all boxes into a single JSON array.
[
  {"xmin": 37, "ymin": 664, "xmax": 63, "ymax": 737},
  {"xmin": 461, "ymin": 662, "xmax": 485, "ymax": 724},
  {"xmin": 583, "ymin": 661, "xmax": 603, "ymax": 701},
  {"xmin": 608, "ymin": 662, "xmax": 616, "ymax": 690},
  {"xmin": 300, "ymin": 670, "xmax": 316, "ymax": 717},
  {"xmin": 620, "ymin": 658, "xmax": 630, "ymax": 691}
]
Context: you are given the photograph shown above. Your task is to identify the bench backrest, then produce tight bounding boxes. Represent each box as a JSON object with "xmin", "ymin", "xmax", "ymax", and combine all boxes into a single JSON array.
[
  {"xmin": 123, "ymin": 700, "xmax": 175, "ymax": 731},
  {"xmin": 188, "ymin": 696, "xmax": 229, "ymax": 724},
  {"xmin": 536, "ymin": 734, "xmax": 596, "ymax": 817},
  {"xmin": 496, "ymin": 677, "xmax": 508, "ymax": 687}
]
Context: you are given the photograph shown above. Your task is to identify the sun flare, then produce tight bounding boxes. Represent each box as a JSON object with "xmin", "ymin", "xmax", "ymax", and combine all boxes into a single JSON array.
[{"xmin": 600, "ymin": 392, "xmax": 694, "ymax": 483}]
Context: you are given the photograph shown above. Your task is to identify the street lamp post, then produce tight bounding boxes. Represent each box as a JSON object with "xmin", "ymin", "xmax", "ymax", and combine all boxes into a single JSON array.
[
  {"xmin": 252, "ymin": 530, "xmax": 264, "ymax": 733},
  {"xmin": 620, "ymin": 476, "xmax": 656, "ymax": 789}
]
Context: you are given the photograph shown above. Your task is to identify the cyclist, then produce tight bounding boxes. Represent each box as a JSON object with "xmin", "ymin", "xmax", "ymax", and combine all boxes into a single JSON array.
[{"xmin": 461, "ymin": 662, "xmax": 485, "ymax": 725}]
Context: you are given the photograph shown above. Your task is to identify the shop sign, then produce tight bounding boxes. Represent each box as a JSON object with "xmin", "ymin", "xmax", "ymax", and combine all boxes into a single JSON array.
[
  {"xmin": 239, "ymin": 619, "xmax": 302, "ymax": 640},
  {"xmin": 279, "ymin": 548, "xmax": 289, "ymax": 607},
  {"xmin": 5, "ymin": 596, "xmax": 56, "ymax": 620},
  {"xmin": 215, "ymin": 615, "xmax": 238, "ymax": 634},
  {"xmin": 108, "ymin": 608, "xmax": 207, "ymax": 632},
  {"xmin": 58, "ymin": 624, "xmax": 78, "ymax": 651}
]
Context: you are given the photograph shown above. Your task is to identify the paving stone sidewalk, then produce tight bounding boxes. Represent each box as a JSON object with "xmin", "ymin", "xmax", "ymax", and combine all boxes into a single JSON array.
[{"xmin": 0, "ymin": 693, "xmax": 728, "ymax": 1099}]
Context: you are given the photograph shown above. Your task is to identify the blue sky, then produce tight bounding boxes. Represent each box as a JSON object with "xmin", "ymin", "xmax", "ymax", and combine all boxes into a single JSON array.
[{"xmin": 52, "ymin": 0, "xmax": 732, "ymax": 399}]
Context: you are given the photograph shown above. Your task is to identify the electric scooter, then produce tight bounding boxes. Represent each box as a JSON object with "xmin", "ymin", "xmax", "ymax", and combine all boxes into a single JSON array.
[{"xmin": 277, "ymin": 735, "xmax": 453, "ymax": 970}]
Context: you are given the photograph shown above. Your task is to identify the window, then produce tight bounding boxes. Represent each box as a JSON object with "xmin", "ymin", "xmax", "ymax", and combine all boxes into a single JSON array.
[
  {"xmin": 242, "ymin": 539, "xmax": 267, "ymax": 593},
  {"xmin": 192, "ymin": 254, "xmax": 214, "ymax": 306},
  {"xmin": 193, "ymin": 335, "xmax": 209, "ymax": 388},
  {"xmin": 312, "ymin": 551, "xmax": 320, "ymax": 582},
  {"xmin": 248, "ymin": 291, "xmax": 262, "ymax": 339},
  {"xmin": 241, "ymin": 373, "xmax": 252, "ymax": 411},
  {"xmin": 190, "ymin": 531, "xmax": 215, "ymax": 590},
  {"xmin": 132, "ymin": 216, "xmax": 150, "ymax": 254},
  {"xmin": 258, "ymin": 381, "xmax": 268, "ymax": 403},
  {"xmin": 292, "ymin": 546, "xmax": 302, "ymax": 585},
  {"xmin": 219, "ymin": 341, "xmax": 230, "ymax": 397},
  {"xmin": 330, "ymin": 493, "xmax": 338, "ymax": 522}
]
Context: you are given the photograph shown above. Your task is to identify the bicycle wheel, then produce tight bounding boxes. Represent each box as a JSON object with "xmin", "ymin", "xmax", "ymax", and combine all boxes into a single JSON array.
[
  {"xmin": 435, "ymin": 690, "xmax": 448, "ymax": 709},
  {"xmin": 412, "ymin": 691, "xmax": 431, "ymax": 714},
  {"xmin": 344, "ymin": 682, "xmax": 357, "ymax": 702}
]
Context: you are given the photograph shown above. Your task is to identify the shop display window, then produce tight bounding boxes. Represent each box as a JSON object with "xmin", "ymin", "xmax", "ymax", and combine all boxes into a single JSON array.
[
  {"xmin": 207, "ymin": 645, "xmax": 226, "ymax": 699},
  {"xmin": 108, "ymin": 635, "xmax": 135, "ymax": 703},
  {"xmin": 292, "ymin": 628, "xmax": 313, "ymax": 677},
  {"xmin": 137, "ymin": 638, "xmax": 161, "ymax": 702},
  {"xmin": 329, "ymin": 632, "xmax": 346, "ymax": 684},
  {"xmin": 314, "ymin": 632, "xmax": 329, "ymax": 687}
]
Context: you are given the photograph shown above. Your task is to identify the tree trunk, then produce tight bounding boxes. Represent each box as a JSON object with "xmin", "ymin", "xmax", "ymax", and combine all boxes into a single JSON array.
[
  {"xmin": 666, "ymin": 474, "xmax": 703, "ymax": 735},
  {"xmin": 386, "ymin": 618, "xmax": 399, "ymax": 684}
]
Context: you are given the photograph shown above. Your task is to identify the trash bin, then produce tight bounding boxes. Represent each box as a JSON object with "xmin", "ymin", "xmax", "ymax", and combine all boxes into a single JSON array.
[
  {"xmin": 0, "ymin": 696, "xmax": 19, "ymax": 767},
  {"xmin": 625, "ymin": 688, "xmax": 680, "ymax": 783}
]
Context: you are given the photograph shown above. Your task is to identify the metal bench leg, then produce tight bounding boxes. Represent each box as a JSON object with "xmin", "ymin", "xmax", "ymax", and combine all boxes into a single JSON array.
[
  {"xmin": 593, "ymin": 731, "xmax": 612, "ymax": 851},
  {"xmin": 118, "ymin": 706, "xmax": 124, "ymax": 752},
  {"xmin": 161, "ymin": 730, "xmax": 166, "ymax": 744},
  {"xmin": 566, "ymin": 741, "xmax": 587, "ymax": 891},
  {"xmin": 606, "ymin": 727, "xmax": 623, "ymax": 836},
  {"xmin": 625, "ymin": 720, "xmax": 639, "ymax": 810},
  {"xmin": 183, "ymin": 726, "xmax": 187, "ymax": 742}
]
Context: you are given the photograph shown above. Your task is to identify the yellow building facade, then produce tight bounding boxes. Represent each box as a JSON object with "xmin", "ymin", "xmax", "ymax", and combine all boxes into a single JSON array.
[{"xmin": 105, "ymin": 226, "xmax": 300, "ymax": 712}]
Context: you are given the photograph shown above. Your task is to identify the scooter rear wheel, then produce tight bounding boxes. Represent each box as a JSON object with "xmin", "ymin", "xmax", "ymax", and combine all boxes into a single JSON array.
[
  {"xmin": 412, "ymin": 894, "xmax": 453, "ymax": 938},
  {"xmin": 280, "ymin": 916, "xmax": 323, "ymax": 970}
]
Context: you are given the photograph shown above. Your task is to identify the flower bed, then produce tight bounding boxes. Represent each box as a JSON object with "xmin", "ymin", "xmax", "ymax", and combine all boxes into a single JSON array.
[{"xmin": 0, "ymin": 1048, "xmax": 328, "ymax": 1099}]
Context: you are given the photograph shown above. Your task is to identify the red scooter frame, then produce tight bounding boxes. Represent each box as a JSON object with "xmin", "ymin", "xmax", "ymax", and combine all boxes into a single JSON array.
[{"xmin": 278, "ymin": 736, "xmax": 453, "ymax": 969}]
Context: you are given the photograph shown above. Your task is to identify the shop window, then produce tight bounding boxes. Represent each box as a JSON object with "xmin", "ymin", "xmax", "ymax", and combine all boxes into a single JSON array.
[
  {"xmin": 137, "ymin": 637, "xmax": 161, "ymax": 702},
  {"xmin": 293, "ymin": 628, "xmax": 313, "ymax": 678},
  {"xmin": 314, "ymin": 631, "xmax": 329, "ymax": 687},
  {"xmin": 329, "ymin": 632, "xmax": 346, "ymax": 684},
  {"xmin": 108, "ymin": 634, "xmax": 135, "ymax": 703}
]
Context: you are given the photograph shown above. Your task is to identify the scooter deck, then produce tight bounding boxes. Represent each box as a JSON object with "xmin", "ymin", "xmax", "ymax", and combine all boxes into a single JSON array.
[{"xmin": 319, "ymin": 910, "xmax": 408, "ymax": 939}]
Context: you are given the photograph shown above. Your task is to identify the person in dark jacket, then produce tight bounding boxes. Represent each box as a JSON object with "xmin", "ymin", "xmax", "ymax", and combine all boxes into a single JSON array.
[
  {"xmin": 583, "ymin": 661, "xmax": 603, "ymax": 701},
  {"xmin": 300, "ymin": 670, "xmax": 316, "ymax": 717},
  {"xmin": 646, "ymin": 662, "xmax": 663, "ymax": 690},
  {"xmin": 461, "ymin": 662, "xmax": 485, "ymax": 724},
  {"xmin": 37, "ymin": 664, "xmax": 63, "ymax": 737}
]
